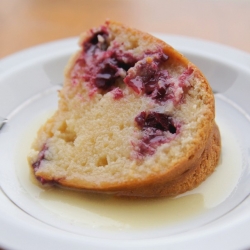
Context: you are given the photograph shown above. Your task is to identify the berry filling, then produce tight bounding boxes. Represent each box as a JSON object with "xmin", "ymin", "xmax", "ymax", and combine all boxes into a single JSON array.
[
  {"xmin": 124, "ymin": 53, "xmax": 194, "ymax": 105},
  {"xmin": 32, "ymin": 144, "xmax": 48, "ymax": 172},
  {"xmin": 32, "ymin": 144, "xmax": 65, "ymax": 185},
  {"xmin": 84, "ymin": 29, "xmax": 109, "ymax": 52},
  {"xmin": 71, "ymin": 27, "xmax": 138, "ymax": 96},
  {"xmin": 124, "ymin": 52, "xmax": 169, "ymax": 100},
  {"xmin": 71, "ymin": 25, "xmax": 193, "ymax": 104},
  {"xmin": 134, "ymin": 111, "xmax": 177, "ymax": 157},
  {"xmin": 110, "ymin": 87, "xmax": 124, "ymax": 99}
]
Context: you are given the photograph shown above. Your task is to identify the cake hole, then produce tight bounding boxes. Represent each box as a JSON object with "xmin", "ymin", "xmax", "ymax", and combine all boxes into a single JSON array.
[
  {"xmin": 131, "ymin": 39, "xmax": 139, "ymax": 48},
  {"xmin": 189, "ymin": 154, "xmax": 194, "ymax": 160},
  {"xmin": 119, "ymin": 124, "xmax": 125, "ymax": 130},
  {"xmin": 57, "ymin": 121, "xmax": 77, "ymax": 143},
  {"xmin": 61, "ymin": 132, "xmax": 77, "ymax": 143},
  {"xmin": 58, "ymin": 121, "xmax": 67, "ymax": 133},
  {"xmin": 97, "ymin": 156, "xmax": 108, "ymax": 167}
]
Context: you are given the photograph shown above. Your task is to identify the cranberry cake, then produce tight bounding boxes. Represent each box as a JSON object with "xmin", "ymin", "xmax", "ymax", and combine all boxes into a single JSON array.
[{"xmin": 28, "ymin": 21, "xmax": 221, "ymax": 197}]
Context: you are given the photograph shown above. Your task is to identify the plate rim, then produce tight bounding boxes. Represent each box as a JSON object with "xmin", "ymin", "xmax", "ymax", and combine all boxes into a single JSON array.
[{"xmin": 1, "ymin": 34, "xmax": 250, "ymax": 250}]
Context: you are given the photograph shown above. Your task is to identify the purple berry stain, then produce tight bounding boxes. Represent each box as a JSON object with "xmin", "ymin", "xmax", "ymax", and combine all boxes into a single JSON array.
[
  {"xmin": 134, "ymin": 111, "xmax": 177, "ymax": 157},
  {"xmin": 32, "ymin": 144, "xmax": 65, "ymax": 185},
  {"xmin": 32, "ymin": 144, "xmax": 48, "ymax": 172},
  {"xmin": 71, "ymin": 26, "xmax": 138, "ymax": 96},
  {"xmin": 124, "ymin": 52, "xmax": 171, "ymax": 102}
]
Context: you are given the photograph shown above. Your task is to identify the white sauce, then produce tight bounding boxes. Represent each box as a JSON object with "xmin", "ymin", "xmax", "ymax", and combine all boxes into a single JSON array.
[{"xmin": 16, "ymin": 113, "xmax": 242, "ymax": 231}]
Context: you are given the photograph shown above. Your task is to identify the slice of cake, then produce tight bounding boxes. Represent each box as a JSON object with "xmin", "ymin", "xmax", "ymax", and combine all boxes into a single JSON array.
[{"xmin": 28, "ymin": 21, "xmax": 221, "ymax": 197}]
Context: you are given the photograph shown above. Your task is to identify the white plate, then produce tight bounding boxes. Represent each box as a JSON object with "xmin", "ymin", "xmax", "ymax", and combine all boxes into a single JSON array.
[{"xmin": 1, "ymin": 34, "xmax": 250, "ymax": 250}]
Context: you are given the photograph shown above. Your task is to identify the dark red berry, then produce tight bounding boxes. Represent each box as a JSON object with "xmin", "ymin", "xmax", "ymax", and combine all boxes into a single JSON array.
[
  {"xmin": 124, "ymin": 52, "xmax": 170, "ymax": 103},
  {"xmin": 134, "ymin": 111, "xmax": 176, "ymax": 157},
  {"xmin": 32, "ymin": 144, "xmax": 48, "ymax": 171},
  {"xmin": 135, "ymin": 111, "xmax": 176, "ymax": 134}
]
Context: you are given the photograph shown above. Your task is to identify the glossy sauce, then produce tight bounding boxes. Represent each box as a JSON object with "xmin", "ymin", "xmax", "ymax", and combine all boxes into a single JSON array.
[{"xmin": 16, "ymin": 112, "xmax": 242, "ymax": 231}]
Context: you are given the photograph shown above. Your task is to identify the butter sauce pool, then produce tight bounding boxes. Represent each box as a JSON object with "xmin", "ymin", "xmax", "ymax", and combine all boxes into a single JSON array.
[{"xmin": 16, "ymin": 111, "xmax": 241, "ymax": 231}]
